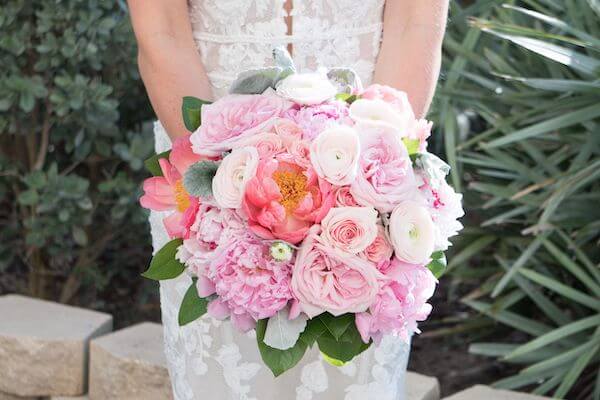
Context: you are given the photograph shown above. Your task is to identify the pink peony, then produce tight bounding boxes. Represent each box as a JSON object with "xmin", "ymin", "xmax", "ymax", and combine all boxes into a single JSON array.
[
  {"xmin": 232, "ymin": 132, "xmax": 285, "ymax": 160},
  {"xmin": 205, "ymin": 234, "xmax": 294, "ymax": 331},
  {"xmin": 291, "ymin": 227, "xmax": 382, "ymax": 318},
  {"xmin": 419, "ymin": 178, "xmax": 464, "ymax": 251},
  {"xmin": 409, "ymin": 119, "xmax": 432, "ymax": 152},
  {"xmin": 140, "ymin": 136, "xmax": 202, "ymax": 239},
  {"xmin": 282, "ymin": 101, "xmax": 351, "ymax": 141},
  {"xmin": 360, "ymin": 225, "xmax": 393, "ymax": 267},
  {"xmin": 355, "ymin": 258, "xmax": 436, "ymax": 343},
  {"xmin": 190, "ymin": 93, "xmax": 291, "ymax": 157},
  {"xmin": 350, "ymin": 125, "xmax": 417, "ymax": 213},
  {"xmin": 361, "ymin": 84, "xmax": 416, "ymax": 120},
  {"xmin": 241, "ymin": 157, "xmax": 335, "ymax": 244}
]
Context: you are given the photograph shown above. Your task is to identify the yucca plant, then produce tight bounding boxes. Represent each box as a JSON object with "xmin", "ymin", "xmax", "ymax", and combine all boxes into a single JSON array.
[{"xmin": 432, "ymin": 1, "xmax": 600, "ymax": 399}]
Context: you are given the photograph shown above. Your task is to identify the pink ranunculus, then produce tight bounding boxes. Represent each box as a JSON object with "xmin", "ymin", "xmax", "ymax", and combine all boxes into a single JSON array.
[
  {"xmin": 283, "ymin": 101, "xmax": 351, "ymax": 141},
  {"xmin": 190, "ymin": 93, "xmax": 291, "ymax": 157},
  {"xmin": 140, "ymin": 136, "xmax": 202, "ymax": 239},
  {"xmin": 355, "ymin": 258, "xmax": 436, "ymax": 343},
  {"xmin": 361, "ymin": 84, "xmax": 416, "ymax": 119},
  {"xmin": 292, "ymin": 227, "xmax": 382, "ymax": 318},
  {"xmin": 360, "ymin": 225, "xmax": 393, "ymax": 266},
  {"xmin": 320, "ymin": 206, "xmax": 379, "ymax": 254},
  {"xmin": 350, "ymin": 125, "xmax": 417, "ymax": 213},
  {"xmin": 241, "ymin": 158, "xmax": 335, "ymax": 244},
  {"xmin": 206, "ymin": 234, "xmax": 295, "ymax": 330},
  {"xmin": 334, "ymin": 186, "xmax": 360, "ymax": 207}
]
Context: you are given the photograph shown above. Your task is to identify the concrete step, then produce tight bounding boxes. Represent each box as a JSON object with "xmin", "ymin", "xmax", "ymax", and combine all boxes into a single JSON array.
[
  {"xmin": 407, "ymin": 372, "xmax": 440, "ymax": 400},
  {"xmin": 443, "ymin": 385, "xmax": 552, "ymax": 400},
  {"xmin": 89, "ymin": 322, "xmax": 172, "ymax": 400},
  {"xmin": 0, "ymin": 295, "xmax": 112, "ymax": 397}
]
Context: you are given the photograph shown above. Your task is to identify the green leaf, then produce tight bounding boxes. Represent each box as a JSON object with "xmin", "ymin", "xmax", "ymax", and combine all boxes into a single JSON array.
[
  {"xmin": 335, "ymin": 93, "xmax": 358, "ymax": 104},
  {"xmin": 256, "ymin": 318, "xmax": 308, "ymax": 377},
  {"xmin": 178, "ymin": 279, "xmax": 208, "ymax": 326},
  {"xmin": 427, "ymin": 251, "xmax": 447, "ymax": 278},
  {"xmin": 17, "ymin": 189, "xmax": 39, "ymax": 206},
  {"xmin": 317, "ymin": 313, "xmax": 354, "ymax": 341},
  {"xmin": 316, "ymin": 322, "xmax": 371, "ymax": 363},
  {"xmin": 183, "ymin": 160, "xmax": 219, "ymax": 198},
  {"xmin": 142, "ymin": 239, "xmax": 186, "ymax": 280},
  {"xmin": 402, "ymin": 138, "xmax": 421, "ymax": 155},
  {"xmin": 299, "ymin": 318, "xmax": 327, "ymax": 347},
  {"xmin": 144, "ymin": 150, "xmax": 170, "ymax": 177},
  {"xmin": 182, "ymin": 96, "xmax": 210, "ymax": 132}
]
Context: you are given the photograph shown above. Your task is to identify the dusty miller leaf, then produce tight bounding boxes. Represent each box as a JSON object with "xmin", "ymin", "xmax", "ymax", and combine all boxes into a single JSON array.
[
  {"xmin": 415, "ymin": 152, "xmax": 451, "ymax": 190},
  {"xmin": 327, "ymin": 68, "xmax": 361, "ymax": 94},
  {"xmin": 183, "ymin": 160, "xmax": 219, "ymax": 198},
  {"xmin": 263, "ymin": 307, "xmax": 308, "ymax": 351}
]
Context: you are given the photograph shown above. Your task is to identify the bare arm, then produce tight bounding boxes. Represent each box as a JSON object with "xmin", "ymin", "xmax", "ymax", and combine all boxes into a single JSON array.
[
  {"xmin": 128, "ymin": 0, "xmax": 213, "ymax": 140},
  {"xmin": 374, "ymin": 0, "xmax": 449, "ymax": 118}
]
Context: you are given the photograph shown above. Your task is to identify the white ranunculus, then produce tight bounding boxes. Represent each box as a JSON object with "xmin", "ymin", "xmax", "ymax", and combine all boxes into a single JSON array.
[
  {"xmin": 320, "ymin": 206, "xmax": 379, "ymax": 254},
  {"xmin": 389, "ymin": 200, "xmax": 435, "ymax": 265},
  {"xmin": 349, "ymin": 99, "xmax": 412, "ymax": 134},
  {"xmin": 212, "ymin": 147, "xmax": 259, "ymax": 209},
  {"xmin": 310, "ymin": 125, "xmax": 360, "ymax": 186},
  {"xmin": 276, "ymin": 73, "xmax": 337, "ymax": 105}
]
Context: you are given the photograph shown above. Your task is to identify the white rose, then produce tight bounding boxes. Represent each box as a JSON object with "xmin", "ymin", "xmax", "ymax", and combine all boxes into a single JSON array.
[
  {"xmin": 320, "ymin": 206, "xmax": 379, "ymax": 254},
  {"xmin": 389, "ymin": 200, "xmax": 435, "ymax": 264},
  {"xmin": 212, "ymin": 147, "xmax": 259, "ymax": 209},
  {"xmin": 349, "ymin": 99, "xmax": 412, "ymax": 134},
  {"xmin": 310, "ymin": 125, "xmax": 360, "ymax": 186},
  {"xmin": 276, "ymin": 73, "xmax": 337, "ymax": 105}
]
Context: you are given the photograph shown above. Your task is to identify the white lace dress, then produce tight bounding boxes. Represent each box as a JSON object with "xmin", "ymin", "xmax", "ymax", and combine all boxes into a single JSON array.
[{"xmin": 150, "ymin": 1, "xmax": 411, "ymax": 399}]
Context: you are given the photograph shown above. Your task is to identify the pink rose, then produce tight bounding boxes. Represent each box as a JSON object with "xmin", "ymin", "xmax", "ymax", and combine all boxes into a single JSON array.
[
  {"xmin": 355, "ymin": 258, "xmax": 436, "ymax": 343},
  {"xmin": 334, "ymin": 186, "xmax": 360, "ymax": 207},
  {"xmin": 350, "ymin": 125, "xmax": 417, "ymax": 212},
  {"xmin": 190, "ymin": 93, "xmax": 291, "ymax": 157},
  {"xmin": 232, "ymin": 132, "xmax": 285, "ymax": 159},
  {"xmin": 320, "ymin": 207, "xmax": 378, "ymax": 254},
  {"xmin": 360, "ymin": 225, "xmax": 393, "ymax": 266},
  {"xmin": 292, "ymin": 228, "xmax": 382, "ymax": 318},
  {"xmin": 361, "ymin": 84, "xmax": 416, "ymax": 119},
  {"xmin": 242, "ymin": 158, "xmax": 335, "ymax": 244}
]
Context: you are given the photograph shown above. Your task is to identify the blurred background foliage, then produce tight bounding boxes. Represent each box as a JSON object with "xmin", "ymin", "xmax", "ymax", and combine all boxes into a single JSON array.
[
  {"xmin": 429, "ymin": 1, "xmax": 600, "ymax": 399},
  {"xmin": 0, "ymin": 0, "xmax": 598, "ymax": 399},
  {"xmin": 0, "ymin": 0, "xmax": 157, "ymax": 320}
]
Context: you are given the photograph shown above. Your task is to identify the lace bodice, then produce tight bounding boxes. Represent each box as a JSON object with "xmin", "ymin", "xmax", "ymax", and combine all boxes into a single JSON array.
[
  {"xmin": 153, "ymin": 2, "xmax": 412, "ymax": 399},
  {"xmin": 189, "ymin": 0, "xmax": 385, "ymax": 98}
]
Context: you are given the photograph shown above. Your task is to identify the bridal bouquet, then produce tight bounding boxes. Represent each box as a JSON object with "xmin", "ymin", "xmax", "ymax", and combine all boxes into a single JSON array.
[{"xmin": 140, "ymin": 49, "xmax": 464, "ymax": 376}]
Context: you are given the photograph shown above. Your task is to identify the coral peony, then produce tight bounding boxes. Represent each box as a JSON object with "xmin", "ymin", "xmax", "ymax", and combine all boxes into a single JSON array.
[
  {"xmin": 190, "ymin": 92, "xmax": 290, "ymax": 157},
  {"xmin": 292, "ymin": 227, "xmax": 382, "ymax": 318},
  {"xmin": 140, "ymin": 136, "xmax": 202, "ymax": 239},
  {"xmin": 242, "ymin": 157, "xmax": 335, "ymax": 244}
]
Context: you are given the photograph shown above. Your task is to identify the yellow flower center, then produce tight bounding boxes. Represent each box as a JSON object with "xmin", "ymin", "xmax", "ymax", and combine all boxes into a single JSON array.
[
  {"xmin": 174, "ymin": 179, "xmax": 190, "ymax": 212},
  {"xmin": 273, "ymin": 170, "xmax": 308, "ymax": 214}
]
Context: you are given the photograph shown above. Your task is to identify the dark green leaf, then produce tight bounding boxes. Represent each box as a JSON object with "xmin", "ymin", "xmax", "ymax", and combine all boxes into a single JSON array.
[
  {"xmin": 317, "ymin": 313, "xmax": 354, "ymax": 341},
  {"xmin": 144, "ymin": 150, "xmax": 170, "ymax": 177},
  {"xmin": 427, "ymin": 251, "xmax": 447, "ymax": 278},
  {"xmin": 256, "ymin": 318, "xmax": 308, "ymax": 377},
  {"xmin": 178, "ymin": 279, "xmax": 208, "ymax": 326},
  {"xmin": 182, "ymin": 96, "xmax": 210, "ymax": 132},
  {"xmin": 316, "ymin": 322, "xmax": 371, "ymax": 363},
  {"xmin": 142, "ymin": 239, "xmax": 186, "ymax": 280}
]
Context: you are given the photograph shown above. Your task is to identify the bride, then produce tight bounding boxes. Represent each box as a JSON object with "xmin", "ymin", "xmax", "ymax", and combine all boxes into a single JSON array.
[{"xmin": 128, "ymin": 1, "xmax": 448, "ymax": 399}]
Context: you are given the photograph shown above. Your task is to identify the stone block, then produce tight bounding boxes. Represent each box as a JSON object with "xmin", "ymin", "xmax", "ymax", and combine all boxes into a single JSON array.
[
  {"xmin": 0, "ymin": 295, "xmax": 113, "ymax": 397},
  {"xmin": 407, "ymin": 372, "xmax": 441, "ymax": 400},
  {"xmin": 89, "ymin": 322, "xmax": 172, "ymax": 400},
  {"xmin": 443, "ymin": 385, "xmax": 552, "ymax": 400}
]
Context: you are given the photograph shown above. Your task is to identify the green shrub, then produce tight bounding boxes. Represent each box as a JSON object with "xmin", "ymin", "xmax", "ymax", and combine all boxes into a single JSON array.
[
  {"xmin": 0, "ymin": 0, "xmax": 154, "ymax": 304},
  {"xmin": 435, "ymin": 1, "xmax": 600, "ymax": 399}
]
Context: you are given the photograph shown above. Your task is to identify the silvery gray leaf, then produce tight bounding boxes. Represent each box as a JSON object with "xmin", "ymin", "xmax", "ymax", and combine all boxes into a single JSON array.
[
  {"xmin": 229, "ymin": 67, "xmax": 281, "ymax": 95},
  {"xmin": 415, "ymin": 152, "xmax": 451, "ymax": 190},
  {"xmin": 327, "ymin": 68, "xmax": 361, "ymax": 94},
  {"xmin": 183, "ymin": 160, "xmax": 220, "ymax": 198},
  {"xmin": 273, "ymin": 46, "xmax": 297, "ymax": 73},
  {"xmin": 263, "ymin": 307, "xmax": 308, "ymax": 351}
]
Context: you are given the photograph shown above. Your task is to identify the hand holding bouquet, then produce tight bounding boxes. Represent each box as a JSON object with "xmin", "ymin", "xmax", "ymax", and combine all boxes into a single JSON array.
[{"xmin": 140, "ymin": 48, "xmax": 464, "ymax": 376}]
